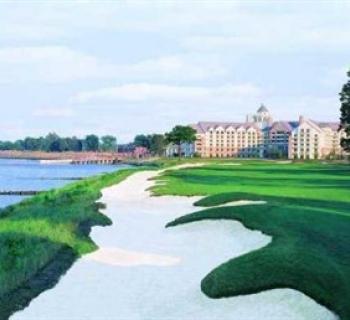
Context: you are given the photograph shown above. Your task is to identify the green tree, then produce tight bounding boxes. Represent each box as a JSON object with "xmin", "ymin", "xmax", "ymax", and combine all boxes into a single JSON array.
[
  {"xmin": 65, "ymin": 137, "xmax": 83, "ymax": 152},
  {"xmin": 0, "ymin": 141, "xmax": 16, "ymax": 150},
  {"xmin": 134, "ymin": 134, "xmax": 151, "ymax": 149},
  {"xmin": 340, "ymin": 70, "xmax": 350, "ymax": 151},
  {"xmin": 149, "ymin": 134, "xmax": 165, "ymax": 156},
  {"xmin": 23, "ymin": 137, "xmax": 41, "ymax": 151},
  {"xmin": 42, "ymin": 133, "xmax": 61, "ymax": 152},
  {"xmin": 58, "ymin": 138, "xmax": 69, "ymax": 152},
  {"xmin": 13, "ymin": 140, "xmax": 25, "ymax": 151},
  {"xmin": 84, "ymin": 134, "xmax": 99, "ymax": 151},
  {"xmin": 165, "ymin": 125, "xmax": 196, "ymax": 158},
  {"xmin": 101, "ymin": 135, "xmax": 117, "ymax": 152}
]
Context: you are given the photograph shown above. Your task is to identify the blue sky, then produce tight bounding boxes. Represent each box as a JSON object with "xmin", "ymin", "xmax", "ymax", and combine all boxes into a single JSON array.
[{"xmin": 0, "ymin": 0, "xmax": 349, "ymax": 142}]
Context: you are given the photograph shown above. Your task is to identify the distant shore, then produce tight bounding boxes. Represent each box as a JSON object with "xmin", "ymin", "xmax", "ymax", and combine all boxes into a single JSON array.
[
  {"xmin": 0, "ymin": 150, "xmax": 117, "ymax": 161},
  {"xmin": 0, "ymin": 150, "xmax": 136, "ymax": 166}
]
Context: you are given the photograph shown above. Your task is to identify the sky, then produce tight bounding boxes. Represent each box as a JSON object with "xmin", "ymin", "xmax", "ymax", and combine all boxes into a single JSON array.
[{"xmin": 0, "ymin": 0, "xmax": 349, "ymax": 143}]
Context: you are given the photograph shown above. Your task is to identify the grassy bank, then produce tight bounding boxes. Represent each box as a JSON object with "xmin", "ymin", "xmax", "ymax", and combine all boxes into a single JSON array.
[
  {"xmin": 153, "ymin": 161, "xmax": 350, "ymax": 319},
  {"xmin": 0, "ymin": 167, "xmax": 139, "ymax": 319}
]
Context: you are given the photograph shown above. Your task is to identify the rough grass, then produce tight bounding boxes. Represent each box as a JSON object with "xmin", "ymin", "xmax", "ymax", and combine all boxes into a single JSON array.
[
  {"xmin": 0, "ymin": 167, "xmax": 139, "ymax": 318},
  {"xmin": 155, "ymin": 161, "xmax": 350, "ymax": 319}
]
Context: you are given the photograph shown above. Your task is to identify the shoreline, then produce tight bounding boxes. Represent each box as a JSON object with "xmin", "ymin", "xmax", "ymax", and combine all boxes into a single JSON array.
[{"xmin": 0, "ymin": 150, "xmax": 117, "ymax": 160}]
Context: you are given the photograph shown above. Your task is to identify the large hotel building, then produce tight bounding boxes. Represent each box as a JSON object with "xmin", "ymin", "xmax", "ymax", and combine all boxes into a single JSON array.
[{"xmin": 192, "ymin": 105, "xmax": 346, "ymax": 159}]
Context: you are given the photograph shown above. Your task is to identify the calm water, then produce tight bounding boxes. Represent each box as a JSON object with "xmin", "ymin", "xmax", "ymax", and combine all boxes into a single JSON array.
[{"xmin": 0, "ymin": 158, "xmax": 129, "ymax": 208}]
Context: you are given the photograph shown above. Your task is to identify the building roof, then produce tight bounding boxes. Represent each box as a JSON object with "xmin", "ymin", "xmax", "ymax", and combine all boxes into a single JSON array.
[
  {"xmin": 194, "ymin": 121, "xmax": 260, "ymax": 133},
  {"xmin": 270, "ymin": 121, "xmax": 299, "ymax": 133},
  {"xmin": 306, "ymin": 119, "xmax": 340, "ymax": 132},
  {"xmin": 317, "ymin": 122, "xmax": 340, "ymax": 131},
  {"xmin": 192, "ymin": 119, "xmax": 340, "ymax": 134},
  {"xmin": 257, "ymin": 104, "xmax": 269, "ymax": 113}
]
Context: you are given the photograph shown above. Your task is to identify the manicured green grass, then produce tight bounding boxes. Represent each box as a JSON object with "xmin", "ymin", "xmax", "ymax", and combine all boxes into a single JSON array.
[
  {"xmin": 0, "ymin": 167, "xmax": 140, "ymax": 318},
  {"xmin": 153, "ymin": 161, "xmax": 350, "ymax": 319}
]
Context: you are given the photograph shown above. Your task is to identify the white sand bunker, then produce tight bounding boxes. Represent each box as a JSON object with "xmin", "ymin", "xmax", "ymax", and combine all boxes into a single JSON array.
[
  {"xmin": 160, "ymin": 163, "xmax": 205, "ymax": 172},
  {"xmin": 86, "ymin": 247, "xmax": 180, "ymax": 267},
  {"xmin": 218, "ymin": 163, "xmax": 242, "ymax": 166},
  {"xmin": 205, "ymin": 200, "xmax": 266, "ymax": 208}
]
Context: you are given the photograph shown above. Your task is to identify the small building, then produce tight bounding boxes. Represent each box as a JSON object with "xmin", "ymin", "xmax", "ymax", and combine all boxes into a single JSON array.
[
  {"xmin": 133, "ymin": 146, "xmax": 150, "ymax": 159},
  {"xmin": 165, "ymin": 142, "xmax": 195, "ymax": 158}
]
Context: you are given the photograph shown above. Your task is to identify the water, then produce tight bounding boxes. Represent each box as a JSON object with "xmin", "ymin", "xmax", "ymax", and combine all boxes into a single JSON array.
[{"xmin": 0, "ymin": 158, "xmax": 129, "ymax": 208}]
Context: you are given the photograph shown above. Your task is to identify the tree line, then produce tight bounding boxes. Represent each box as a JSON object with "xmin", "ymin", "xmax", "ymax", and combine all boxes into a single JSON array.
[
  {"xmin": 133, "ymin": 134, "xmax": 166, "ymax": 156},
  {"xmin": 133, "ymin": 125, "xmax": 197, "ymax": 157},
  {"xmin": 0, "ymin": 133, "xmax": 117, "ymax": 152},
  {"xmin": 0, "ymin": 125, "xmax": 197, "ymax": 156}
]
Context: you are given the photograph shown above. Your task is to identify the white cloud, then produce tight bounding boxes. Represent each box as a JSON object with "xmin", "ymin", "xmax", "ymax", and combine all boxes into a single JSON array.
[
  {"xmin": 0, "ymin": 46, "xmax": 82, "ymax": 63},
  {"xmin": 33, "ymin": 107, "xmax": 74, "ymax": 118},
  {"xmin": 1, "ymin": 1, "xmax": 350, "ymax": 55},
  {"xmin": 67, "ymin": 82, "xmax": 265, "ymax": 143},
  {"xmin": 182, "ymin": 28, "xmax": 350, "ymax": 54},
  {"xmin": 0, "ymin": 46, "xmax": 226, "ymax": 83},
  {"xmin": 72, "ymin": 83, "xmax": 262, "ymax": 104},
  {"xmin": 0, "ymin": 46, "xmax": 109, "ymax": 83},
  {"xmin": 0, "ymin": 1, "xmax": 241, "ymax": 40},
  {"xmin": 126, "ymin": 54, "xmax": 226, "ymax": 81}
]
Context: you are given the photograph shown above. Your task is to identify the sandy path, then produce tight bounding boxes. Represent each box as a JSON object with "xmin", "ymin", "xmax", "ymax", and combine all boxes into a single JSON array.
[{"xmin": 12, "ymin": 167, "xmax": 337, "ymax": 320}]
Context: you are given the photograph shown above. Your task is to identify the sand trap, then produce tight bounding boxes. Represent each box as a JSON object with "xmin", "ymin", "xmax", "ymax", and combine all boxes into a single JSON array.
[
  {"xmin": 218, "ymin": 163, "xmax": 242, "ymax": 166},
  {"xmin": 276, "ymin": 160, "xmax": 293, "ymax": 164},
  {"xmin": 86, "ymin": 247, "xmax": 180, "ymax": 267},
  {"xmin": 160, "ymin": 163, "xmax": 205, "ymax": 173},
  {"xmin": 12, "ymin": 164, "xmax": 337, "ymax": 320},
  {"xmin": 211, "ymin": 200, "xmax": 267, "ymax": 208}
]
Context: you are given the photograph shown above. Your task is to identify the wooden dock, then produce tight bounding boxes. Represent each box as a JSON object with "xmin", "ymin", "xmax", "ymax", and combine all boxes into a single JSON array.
[
  {"xmin": 0, "ymin": 191, "xmax": 40, "ymax": 196},
  {"xmin": 71, "ymin": 157, "xmax": 122, "ymax": 165}
]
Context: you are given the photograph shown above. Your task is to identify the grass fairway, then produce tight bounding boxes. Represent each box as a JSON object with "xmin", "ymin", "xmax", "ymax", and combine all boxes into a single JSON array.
[
  {"xmin": 153, "ymin": 161, "xmax": 350, "ymax": 319},
  {"xmin": 0, "ymin": 167, "xmax": 139, "ymax": 319}
]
